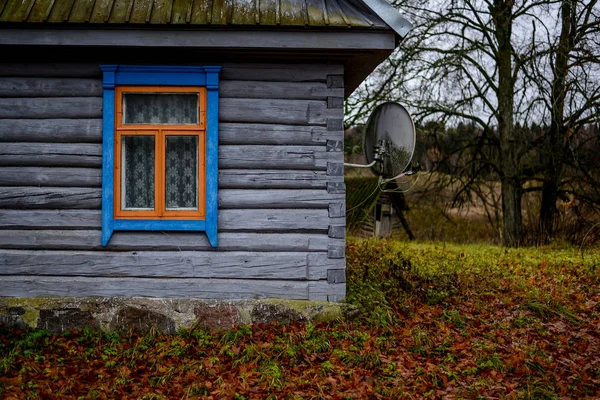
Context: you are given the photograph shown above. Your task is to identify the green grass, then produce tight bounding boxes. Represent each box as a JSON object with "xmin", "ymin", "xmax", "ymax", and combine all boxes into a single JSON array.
[{"xmin": 346, "ymin": 238, "xmax": 599, "ymax": 308}]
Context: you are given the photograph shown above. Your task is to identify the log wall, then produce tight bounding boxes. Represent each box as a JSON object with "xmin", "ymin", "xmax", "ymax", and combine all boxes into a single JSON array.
[{"xmin": 0, "ymin": 62, "xmax": 346, "ymax": 301}]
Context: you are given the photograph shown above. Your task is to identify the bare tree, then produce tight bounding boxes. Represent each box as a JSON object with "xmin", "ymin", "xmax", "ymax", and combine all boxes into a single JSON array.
[
  {"xmin": 346, "ymin": 0, "xmax": 600, "ymax": 246},
  {"xmin": 347, "ymin": 0, "xmax": 558, "ymax": 246},
  {"xmin": 530, "ymin": 0, "xmax": 600, "ymax": 241}
]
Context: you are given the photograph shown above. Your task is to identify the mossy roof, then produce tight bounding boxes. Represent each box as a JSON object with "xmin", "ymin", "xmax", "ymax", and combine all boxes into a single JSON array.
[{"xmin": 0, "ymin": 0, "xmax": 389, "ymax": 29}]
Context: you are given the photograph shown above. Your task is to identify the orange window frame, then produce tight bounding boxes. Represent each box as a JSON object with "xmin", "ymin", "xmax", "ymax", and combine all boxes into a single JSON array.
[{"xmin": 114, "ymin": 86, "xmax": 207, "ymax": 220}]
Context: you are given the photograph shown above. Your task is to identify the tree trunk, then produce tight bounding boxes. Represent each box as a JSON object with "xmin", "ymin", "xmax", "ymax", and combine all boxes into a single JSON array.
[
  {"xmin": 493, "ymin": 0, "xmax": 522, "ymax": 247},
  {"xmin": 540, "ymin": 177, "xmax": 560, "ymax": 241},
  {"xmin": 539, "ymin": 0, "xmax": 573, "ymax": 243},
  {"xmin": 502, "ymin": 177, "xmax": 523, "ymax": 246}
]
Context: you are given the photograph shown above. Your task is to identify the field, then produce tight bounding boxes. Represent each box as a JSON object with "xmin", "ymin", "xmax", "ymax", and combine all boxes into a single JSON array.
[
  {"xmin": 2, "ymin": 239, "xmax": 600, "ymax": 399},
  {"xmin": 347, "ymin": 170, "xmax": 600, "ymax": 247}
]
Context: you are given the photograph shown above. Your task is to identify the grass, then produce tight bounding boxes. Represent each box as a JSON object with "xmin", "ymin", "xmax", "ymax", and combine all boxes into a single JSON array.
[{"xmin": 1, "ymin": 239, "xmax": 600, "ymax": 399}]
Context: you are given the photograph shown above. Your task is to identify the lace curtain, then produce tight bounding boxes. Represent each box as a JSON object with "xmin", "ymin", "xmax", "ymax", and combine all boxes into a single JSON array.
[
  {"xmin": 166, "ymin": 136, "xmax": 198, "ymax": 209},
  {"xmin": 123, "ymin": 136, "xmax": 155, "ymax": 209},
  {"xmin": 123, "ymin": 93, "xmax": 198, "ymax": 125},
  {"xmin": 123, "ymin": 135, "xmax": 198, "ymax": 210}
]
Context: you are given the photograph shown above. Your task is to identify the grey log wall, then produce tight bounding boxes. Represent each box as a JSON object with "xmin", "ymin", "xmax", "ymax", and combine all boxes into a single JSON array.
[{"xmin": 0, "ymin": 63, "xmax": 346, "ymax": 302}]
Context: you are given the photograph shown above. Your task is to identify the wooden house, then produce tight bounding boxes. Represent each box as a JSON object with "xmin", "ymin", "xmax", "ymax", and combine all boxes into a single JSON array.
[{"xmin": 0, "ymin": 0, "xmax": 411, "ymax": 303}]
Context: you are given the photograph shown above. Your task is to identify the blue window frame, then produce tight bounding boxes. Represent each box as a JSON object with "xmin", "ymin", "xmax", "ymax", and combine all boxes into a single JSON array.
[{"xmin": 100, "ymin": 65, "xmax": 221, "ymax": 247}]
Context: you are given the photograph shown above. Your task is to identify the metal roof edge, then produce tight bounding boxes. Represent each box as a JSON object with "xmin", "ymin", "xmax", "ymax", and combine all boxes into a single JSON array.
[{"xmin": 360, "ymin": 0, "xmax": 412, "ymax": 40}]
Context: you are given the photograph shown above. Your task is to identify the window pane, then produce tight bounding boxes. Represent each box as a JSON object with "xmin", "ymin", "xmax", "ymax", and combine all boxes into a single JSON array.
[
  {"xmin": 166, "ymin": 136, "xmax": 198, "ymax": 210},
  {"xmin": 122, "ymin": 136, "xmax": 155, "ymax": 210},
  {"xmin": 123, "ymin": 93, "xmax": 198, "ymax": 125}
]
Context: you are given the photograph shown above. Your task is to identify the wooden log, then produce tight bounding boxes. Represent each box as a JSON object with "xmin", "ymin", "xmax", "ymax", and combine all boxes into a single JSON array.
[
  {"xmin": 219, "ymin": 98, "xmax": 338, "ymax": 126},
  {"xmin": 0, "ymin": 167, "xmax": 342, "ymax": 189},
  {"xmin": 219, "ymin": 81, "xmax": 343, "ymax": 100},
  {"xmin": 0, "ymin": 143, "xmax": 342, "ymax": 170},
  {"xmin": 0, "ymin": 121, "xmax": 341, "ymax": 145},
  {"xmin": 0, "ymin": 276, "xmax": 312, "ymax": 300},
  {"xmin": 218, "ymin": 123, "xmax": 340, "ymax": 145},
  {"xmin": 0, "ymin": 77, "xmax": 103, "ymax": 97},
  {"xmin": 0, "ymin": 167, "xmax": 101, "ymax": 187},
  {"xmin": 329, "ymin": 202, "xmax": 346, "ymax": 218},
  {"xmin": 219, "ymin": 189, "xmax": 345, "ymax": 209},
  {"xmin": 0, "ymin": 77, "xmax": 337, "ymax": 101},
  {"xmin": 0, "ymin": 187, "xmax": 101, "ymax": 209},
  {"xmin": 329, "ymin": 225, "xmax": 346, "ymax": 239},
  {"xmin": 308, "ymin": 281, "xmax": 346, "ymax": 302},
  {"xmin": 0, "ymin": 210, "xmax": 100, "ymax": 229},
  {"xmin": 0, "ymin": 97, "xmax": 103, "ymax": 119},
  {"xmin": 0, "ymin": 122, "xmax": 338, "ymax": 145},
  {"xmin": 0, "ymin": 187, "xmax": 341, "ymax": 209},
  {"xmin": 219, "ymin": 63, "xmax": 343, "ymax": 81},
  {"xmin": 327, "ymin": 269, "xmax": 346, "ymax": 284},
  {"xmin": 219, "ymin": 145, "xmax": 336, "ymax": 170},
  {"xmin": 0, "ymin": 209, "xmax": 343, "ymax": 230},
  {"xmin": 0, "ymin": 119, "xmax": 102, "ymax": 143},
  {"xmin": 0, "ymin": 230, "xmax": 339, "ymax": 252},
  {"xmin": 219, "ymin": 209, "xmax": 342, "ymax": 230},
  {"xmin": 328, "ymin": 245, "xmax": 345, "ymax": 259},
  {"xmin": 307, "ymin": 254, "xmax": 346, "ymax": 280},
  {"xmin": 0, "ymin": 187, "xmax": 342, "ymax": 209},
  {"xmin": 0, "ymin": 64, "xmax": 102, "ymax": 78},
  {"xmin": 0, "ymin": 249, "xmax": 323, "ymax": 280},
  {"xmin": 219, "ymin": 169, "xmax": 337, "ymax": 189},
  {"xmin": 0, "ymin": 143, "xmax": 343, "ymax": 170},
  {"xmin": 0, "ymin": 143, "xmax": 101, "ymax": 167}
]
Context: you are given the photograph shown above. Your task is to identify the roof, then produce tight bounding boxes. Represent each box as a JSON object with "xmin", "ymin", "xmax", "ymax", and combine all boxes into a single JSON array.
[
  {"xmin": 0, "ymin": 0, "xmax": 394, "ymax": 30},
  {"xmin": 0, "ymin": 0, "xmax": 413, "ymax": 97},
  {"xmin": 361, "ymin": 0, "xmax": 411, "ymax": 38}
]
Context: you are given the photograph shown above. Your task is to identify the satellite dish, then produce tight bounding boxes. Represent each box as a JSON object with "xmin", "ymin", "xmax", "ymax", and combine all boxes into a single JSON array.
[
  {"xmin": 364, "ymin": 102, "xmax": 416, "ymax": 179},
  {"xmin": 345, "ymin": 102, "xmax": 416, "ymax": 181}
]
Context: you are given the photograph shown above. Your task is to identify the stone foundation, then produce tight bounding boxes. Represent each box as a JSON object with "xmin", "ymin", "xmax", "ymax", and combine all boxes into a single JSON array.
[{"xmin": 0, "ymin": 298, "xmax": 348, "ymax": 334}]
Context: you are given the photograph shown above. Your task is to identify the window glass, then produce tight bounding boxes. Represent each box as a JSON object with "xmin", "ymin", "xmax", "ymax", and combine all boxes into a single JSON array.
[
  {"xmin": 166, "ymin": 136, "xmax": 198, "ymax": 210},
  {"xmin": 123, "ymin": 93, "xmax": 198, "ymax": 125},
  {"xmin": 122, "ymin": 136, "xmax": 155, "ymax": 210}
]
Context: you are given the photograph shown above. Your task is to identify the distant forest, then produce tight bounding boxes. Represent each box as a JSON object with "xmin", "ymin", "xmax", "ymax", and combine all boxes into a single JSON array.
[{"xmin": 345, "ymin": 122, "xmax": 600, "ymax": 245}]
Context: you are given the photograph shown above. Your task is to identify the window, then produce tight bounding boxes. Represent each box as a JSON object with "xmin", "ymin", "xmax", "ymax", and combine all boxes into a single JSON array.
[
  {"xmin": 115, "ymin": 86, "xmax": 206, "ymax": 219},
  {"xmin": 100, "ymin": 66, "xmax": 221, "ymax": 247}
]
